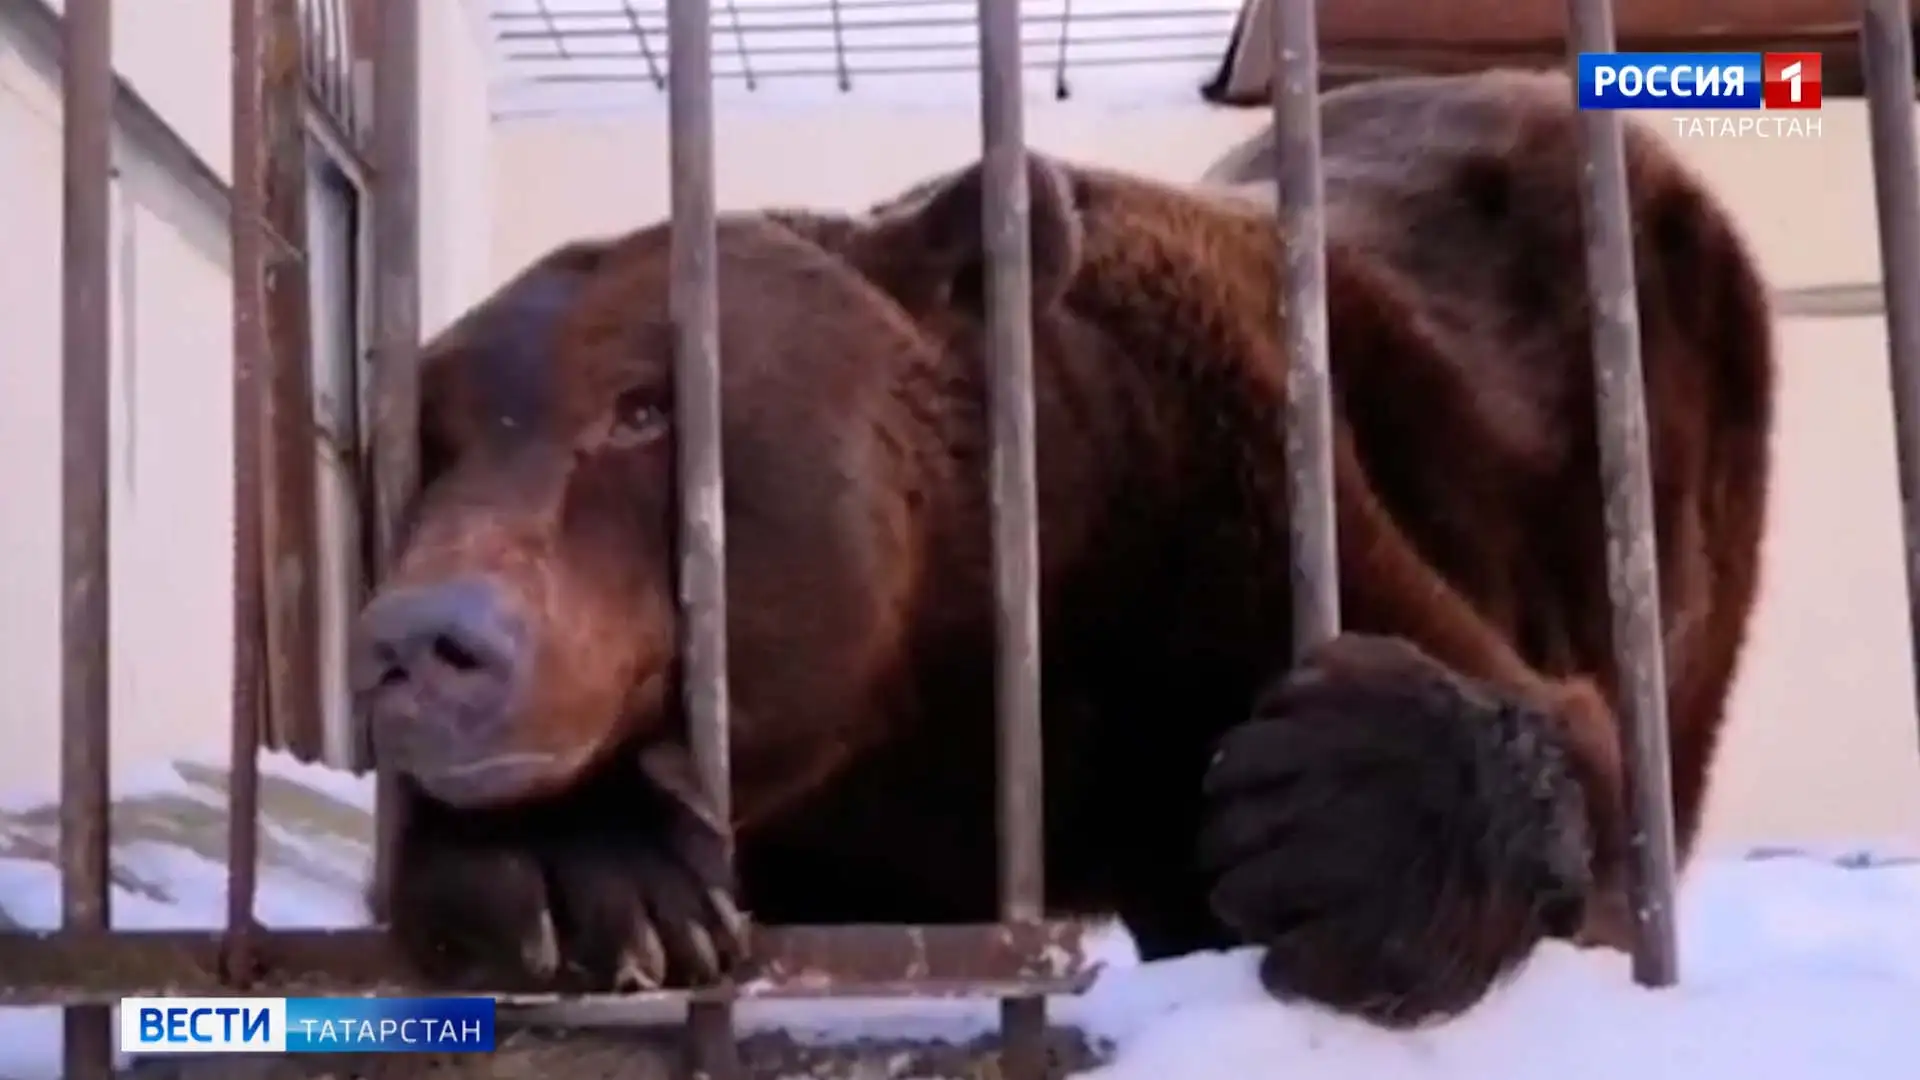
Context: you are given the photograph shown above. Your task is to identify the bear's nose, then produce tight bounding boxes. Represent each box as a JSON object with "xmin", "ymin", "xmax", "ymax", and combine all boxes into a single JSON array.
[{"xmin": 352, "ymin": 577, "xmax": 528, "ymax": 779}]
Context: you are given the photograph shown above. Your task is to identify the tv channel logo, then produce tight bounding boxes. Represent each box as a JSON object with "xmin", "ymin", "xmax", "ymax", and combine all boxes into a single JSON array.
[
  {"xmin": 1762, "ymin": 52, "xmax": 1821, "ymax": 109},
  {"xmin": 119, "ymin": 998, "xmax": 284, "ymax": 1053},
  {"xmin": 1577, "ymin": 52, "xmax": 1822, "ymax": 110},
  {"xmin": 119, "ymin": 996, "xmax": 497, "ymax": 1055}
]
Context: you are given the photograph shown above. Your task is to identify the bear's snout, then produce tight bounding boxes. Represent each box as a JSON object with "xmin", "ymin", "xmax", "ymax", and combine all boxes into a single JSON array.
[{"xmin": 353, "ymin": 576, "xmax": 541, "ymax": 806}]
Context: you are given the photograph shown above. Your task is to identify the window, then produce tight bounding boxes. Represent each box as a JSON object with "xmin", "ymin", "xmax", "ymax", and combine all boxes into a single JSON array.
[{"xmin": 305, "ymin": 132, "xmax": 372, "ymax": 770}]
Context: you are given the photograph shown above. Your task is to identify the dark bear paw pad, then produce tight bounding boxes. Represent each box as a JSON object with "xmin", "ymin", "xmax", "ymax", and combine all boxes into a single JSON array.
[{"xmin": 1197, "ymin": 633, "xmax": 1593, "ymax": 1025}]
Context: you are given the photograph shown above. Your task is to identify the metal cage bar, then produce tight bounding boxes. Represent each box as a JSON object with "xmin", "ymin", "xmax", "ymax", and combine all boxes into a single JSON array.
[
  {"xmin": 1269, "ymin": 0, "xmax": 1339, "ymax": 655},
  {"xmin": 365, "ymin": 0, "xmax": 423, "ymax": 910},
  {"xmin": 664, "ymin": 0, "xmax": 743, "ymax": 1076},
  {"xmin": 1564, "ymin": 0, "xmax": 1682, "ymax": 986},
  {"xmin": 228, "ymin": 0, "xmax": 321, "ymax": 985},
  {"xmin": 977, "ymin": 1, "xmax": 1051, "ymax": 1075},
  {"xmin": 1861, "ymin": 0, "xmax": 1920, "ymax": 752},
  {"xmin": 251, "ymin": 0, "xmax": 328, "ymax": 770},
  {"xmin": 226, "ymin": 0, "xmax": 273, "ymax": 994},
  {"xmin": 366, "ymin": 0, "xmax": 420, "ymax": 612},
  {"xmin": 58, "ymin": 0, "xmax": 115, "ymax": 1074}
]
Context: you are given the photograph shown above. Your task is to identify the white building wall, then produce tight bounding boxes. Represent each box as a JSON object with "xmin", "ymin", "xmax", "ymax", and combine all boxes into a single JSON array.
[
  {"xmin": 488, "ymin": 97, "xmax": 1920, "ymax": 852},
  {"xmin": 490, "ymin": 102, "xmax": 1264, "ymax": 270},
  {"xmin": 0, "ymin": 0, "xmax": 497, "ymax": 793},
  {"xmin": 420, "ymin": 0, "xmax": 500, "ymax": 335},
  {"xmin": 1660, "ymin": 105, "xmax": 1920, "ymax": 851}
]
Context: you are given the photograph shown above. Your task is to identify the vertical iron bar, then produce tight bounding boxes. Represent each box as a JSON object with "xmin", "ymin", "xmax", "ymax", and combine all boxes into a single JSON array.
[
  {"xmin": 667, "ymin": 2, "xmax": 738, "ymax": 1078},
  {"xmin": 59, "ymin": 0, "xmax": 115, "ymax": 1075},
  {"xmin": 978, "ymin": 1, "xmax": 1048, "ymax": 1077},
  {"xmin": 1268, "ymin": 0, "xmax": 1339, "ymax": 655},
  {"xmin": 1861, "ymin": 0, "xmax": 1920, "ymax": 753},
  {"xmin": 366, "ymin": 0, "xmax": 421, "ymax": 904},
  {"xmin": 226, "ymin": 0, "xmax": 272, "ymax": 985},
  {"xmin": 1565, "ymin": 0, "xmax": 1680, "ymax": 987},
  {"xmin": 365, "ymin": 0, "xmax": 418, "ymax": 581},
  {"xmin": 252, "ymin": 0, "xmax": 325, "ymax": 767}
]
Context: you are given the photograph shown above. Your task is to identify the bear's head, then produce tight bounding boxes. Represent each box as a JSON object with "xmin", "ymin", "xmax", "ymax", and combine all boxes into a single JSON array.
[{"xmin": 351, "ymin": 153, "xmax": 1086, "ymax": 812}]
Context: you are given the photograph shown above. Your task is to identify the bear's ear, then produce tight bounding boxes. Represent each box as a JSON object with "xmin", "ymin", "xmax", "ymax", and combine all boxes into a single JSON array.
[{"xmin": 859, "ymin": 152, "xmax": 1083, "ymax": 314}]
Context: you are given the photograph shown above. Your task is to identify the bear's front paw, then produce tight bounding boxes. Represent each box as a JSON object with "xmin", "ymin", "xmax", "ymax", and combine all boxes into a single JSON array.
[
  {"xmin": 532, "ymin": 817, "xmax": 748, "ymax": 992},
  {"xmin": 385, "ymin": 751, "xmax": 748, "ymax": 992},
  {"xmin": 385, "ymin": 832, "xmax": 565, "ymax": 991},
  {"xmin": 1197, "ymin": 633, "xmax": 1593, "ymax": 1026}
]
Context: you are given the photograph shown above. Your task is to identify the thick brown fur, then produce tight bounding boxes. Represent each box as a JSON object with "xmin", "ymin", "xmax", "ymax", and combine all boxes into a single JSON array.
[{"xmin": 354, "ymin": 70, "xmax": 1773, "ymax": 1027}]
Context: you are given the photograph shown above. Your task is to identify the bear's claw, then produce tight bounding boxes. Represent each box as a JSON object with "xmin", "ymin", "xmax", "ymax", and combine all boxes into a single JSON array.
[{"xmin": 385, "ymin": 755, "xmax": 748, "ymax": 994}]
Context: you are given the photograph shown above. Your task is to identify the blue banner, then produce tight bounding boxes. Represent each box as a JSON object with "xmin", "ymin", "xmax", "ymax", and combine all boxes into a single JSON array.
[
  {"xmin": 1576, "ymin": 52, "xmax": 1763, "ymax": 110},
  {"xmin": 119, "ymin": 996, "xmax": 498, "ymax": 1054}
]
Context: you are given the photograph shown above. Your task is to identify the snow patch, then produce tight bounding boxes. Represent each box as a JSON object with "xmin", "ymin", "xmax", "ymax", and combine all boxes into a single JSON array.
[{"xmin": 3, "ymin": 753, "xmax": 1916, "ymax": 1079}]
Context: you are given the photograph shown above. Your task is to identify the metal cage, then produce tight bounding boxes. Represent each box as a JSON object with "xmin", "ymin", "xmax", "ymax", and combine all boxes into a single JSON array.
[{"xmin": 5, "ymin": 0, "xmax": 1920, "ymax": 1077}]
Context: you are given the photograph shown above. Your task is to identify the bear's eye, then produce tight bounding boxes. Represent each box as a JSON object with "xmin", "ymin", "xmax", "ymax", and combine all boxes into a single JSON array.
[{"xmin": 608, "ymin": 387, "xmax": 670, "ymax": 450}]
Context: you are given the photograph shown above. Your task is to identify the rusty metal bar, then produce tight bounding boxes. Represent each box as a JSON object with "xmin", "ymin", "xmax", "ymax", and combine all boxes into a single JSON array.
[
  {"xmin": 666, "ymin": 1, "xmax": 739, "ymax": 1077},
  {"xmin": 263, "ymin": 0, "xmax": 326, "ymax": 766},
  {"xmin": 365, "ymin": 0, "xmax": 421, "ymax": 899},
  {"xmin": 1564, "ymin": 0, "xmax": 1681, "ymax": 986},
  {"xmin": 667, "ymin": 0, "xmax": 729, "ymax": 862},
  {"xmin": 0, "ymin": 923, "xmax": 1094, "ymax": 1005},
  {"xmin": 976, "ymin": 2, "xmax": 1049, "ymax": 1077},
  {"xmin": 365, "ymin": 0, "xmax": 420, "ymax": 593},
  {"xmin": 1269, "ymin": 0, "xmax": 1340, "ymax": 655},
  {"xmin": 227, "ymin": 0, "xmax": 274, "ymax": 987},
  {"xmin": 1860, "ymin": 0, "xmax": 1920, "ymax": 752},
  {"xmin": 58, "ymin": 0, "xmax": 115, "ymax": 1073}
]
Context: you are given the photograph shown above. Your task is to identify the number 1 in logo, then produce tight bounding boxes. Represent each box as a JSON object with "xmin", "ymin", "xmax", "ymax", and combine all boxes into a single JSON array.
[{"xmin": 1762, "ymin": 52, "xmax": 1822, "ymax": 110}]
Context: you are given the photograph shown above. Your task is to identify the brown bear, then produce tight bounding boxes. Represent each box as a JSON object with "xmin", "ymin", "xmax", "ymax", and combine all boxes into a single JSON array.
[{"xmin": 350, "ymin": 69, "xmax": 1773, "ymax": 1027}]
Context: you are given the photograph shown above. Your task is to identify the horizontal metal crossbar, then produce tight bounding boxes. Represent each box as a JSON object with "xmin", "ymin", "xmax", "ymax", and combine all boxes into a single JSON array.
[{"xmin": 0, "ymin": 921, "xmax": 1098, "ymax": 1005}]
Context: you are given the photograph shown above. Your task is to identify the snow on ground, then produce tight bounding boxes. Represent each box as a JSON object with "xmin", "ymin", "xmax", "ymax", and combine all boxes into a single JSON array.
[{"xmin": 2, "ymin": 752, "xmax": 1917, "ymax": 1079}]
